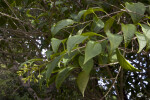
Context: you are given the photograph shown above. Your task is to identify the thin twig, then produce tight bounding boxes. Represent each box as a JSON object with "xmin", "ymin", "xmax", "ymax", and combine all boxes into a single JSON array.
[{"xmin": 100, "ymin": 66, "xmax": 122, "ymax": 100}]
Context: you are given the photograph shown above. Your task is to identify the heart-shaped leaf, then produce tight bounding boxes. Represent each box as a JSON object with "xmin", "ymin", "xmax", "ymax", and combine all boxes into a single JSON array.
[
  {"xmin": 121, "ymin": 24, "xmax": 136, "ymax": 47},
  {"xmin": 125, "ymin": 2, "xmax": 146, "ymax": 23},
  {"xmin": 106, "ymin": 31, "xmax": 123, "ymax": 54},
  {"xmin": 84, "ymin": 41, "xmax": 102, "ymax": 64}
]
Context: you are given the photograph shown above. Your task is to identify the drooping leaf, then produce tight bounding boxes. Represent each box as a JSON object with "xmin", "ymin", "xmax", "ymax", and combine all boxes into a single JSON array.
[
  {"xmin": 116, "ymin": 48, "xmax": 140, "ymax": 71},
  {"xmin": 83, "ymin": 7, "xmax": 106, "ymax": 20},
  {"xmin": 140, "ymin": 24, "xmax": 150, "ymax": 50},
  {"xmin": 106, "ymin": 31, "xmax": 123, "ymax": 54},
  {"xmin": 51, "ymin": 19, "xmax": 75, "ymax": 36},
  {"xmin": 55, "ymin": 67, "xmax": 74, "ymax": 89},
  {"xmin": 125, "ymin": 2, "xmax": 146, "ymax": 23},
  {"xmin": 121, "ymin": 24, "xmax": 136, "ymax": 47},
  {"xmin": 46, "ymin": 55, "xmax": 62, "ymax": 81},
  {"xmin": 79, "ymin": 56, "xmax": 93, "ymax": 74},
  {"xmin": 67, "ymin": 35, "xmax": 88, "ymax": 53},
  {"xmin": 136, "ymin": 32, "xmax": 146, "ymax": 53},
  {"xmin": 77, "ymin": 71, "xmax": 89, "ymax": 97},
  {"xmin": 84, "ymin": 41, "xmax": 102, "ymax": 64},
  {"xmin": 76, "ymin": 10, "xmax": 87, "ymax": 21},
  {"xmin": 51, "ymin": 38, "xmax": 62, "ymax": 53},
  {"xmin": 104, "ymin": 16, "xmax": 116, "ymax": 32},
  {"xmin": 82, "ymin": 32, "xmax": 105, "ymax": 38},
  {"xmin": 91, "ymin": 17, "xmax": 104, "ymax": 33}
]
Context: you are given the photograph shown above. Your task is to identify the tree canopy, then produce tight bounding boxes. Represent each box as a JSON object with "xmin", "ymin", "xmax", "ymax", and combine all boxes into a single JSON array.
[{"xmin": 0, "ymin": 0, "xmax": 150, "ymax": 100}]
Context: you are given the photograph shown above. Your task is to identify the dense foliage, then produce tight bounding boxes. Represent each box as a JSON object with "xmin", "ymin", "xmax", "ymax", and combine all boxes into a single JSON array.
[{"xmin": 0, "ymin": 0, "xmax": 150, "ymax": 99}]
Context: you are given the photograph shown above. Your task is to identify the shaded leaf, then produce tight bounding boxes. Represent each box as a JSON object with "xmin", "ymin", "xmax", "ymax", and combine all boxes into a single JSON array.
[
  {"xmin": 67, "ymin": 35, "xmax": 88, "ymax": 53},
  {"xmin": 121, "ymin": 24, "xmax": 136, "ymax": 47},
  {"xmin": 104, "ymin": 16, "xmax": 116, "ymax": 32},
  {"xmin": 79, "ymin": 56, "xmax": 93, "ymax": 74},
  {"xmin": 91, "ymin": 17, "xmax": 104, "ymax": 33},
  {"xmin": 136, "ymin": 32, "xmax": 146, "ymax": 53},
  {"xmin": 51, "ymin": 19, "xmax": 75, "ymax": 36},
  {"xmin": 84, "ymin": 41, "xmax": 102, "ymax": 64},
  {"xmin": 125, "ymin": 2, "xmax": 146, "ymax": 23},
  {"xmin": 63, "ymin": 51, "xmax": 79, "ymax": 66},
  {"xmin": 83, "ymin": 7, "xmax": 105, "ymax": 20},
  {"xmin": 51, "ymin": 38, "xmax": 62, "ymax": 53},
  {"xmin": 116, "ymin": 48, "xmax": 140, "ymax": 71},
  {"xmin": 46, "ymin": 50, "xmax": 53, "ymax": 59},
  {"xmin": 77, "ymin": 71, "xmax": 89, "ymax": 97},
  {"xmin": 46, "ymin": 55, "xmax": 62, "ymax": 81},
  {"xmin": 55, "ymin": 67, "xmax": 74, "ymax": 89}
]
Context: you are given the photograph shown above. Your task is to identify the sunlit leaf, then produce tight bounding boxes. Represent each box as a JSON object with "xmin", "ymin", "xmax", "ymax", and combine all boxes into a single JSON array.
[
  {"xmin": 116, "ymin": 48, "xmax": 140, "ymax": 71},
  {"xmin": 82, "ymin": 32, "xmax": 105, "ymax": 38},
  {"xmin": 136, "ymin": 32, "xmax": 146, "ymax": 53},
  {"xmin": 104, "ymin": 16, "xmax": 116, "ymax": 32},
  {"xmin": 84, "ymin": 41, "xmax": 102, "ymax": 64},
  {"xmin": 140, "ymin": 24, "xmax": 150, "ymax": 50}
]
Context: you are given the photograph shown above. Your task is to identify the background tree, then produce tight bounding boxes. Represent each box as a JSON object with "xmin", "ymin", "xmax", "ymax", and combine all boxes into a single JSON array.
[{"xmin": 0, "ymin": 0, "xmax": 150, "ymax": 99}]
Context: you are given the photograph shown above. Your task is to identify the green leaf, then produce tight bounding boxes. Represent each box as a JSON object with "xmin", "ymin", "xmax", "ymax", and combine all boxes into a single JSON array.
[
  {"xmin": 51, "ymin": 19, "xmax": 75, "ymax": 36},
  {"xmin": 79, "ymin": 56, "xmax": 93, "ymax": 74},
  {"xmin": 51, "ymin": 38, "xmax": 62, "ymax": 53},
  {"xmin": 116, "ymin": 48, "xmax": 140, "ymax": 71},
  {"xmin": 46, "ymin": 50, "xmax": 53, "ymax": 59},
  {"xmin": 140, "ymin": 24, "xmax": 150, "ymax": 50},
  {"xmin": 77, "ymin": 71, "xmax": 89, "ymax": 97},
  {"xmin": 63, "ymin": 51, "xmax": 79, "ymax": 66},
  {"xmin": 125, "ymin": 2, "xmax": 146, "ymax": 23},
  {"xmin": 106, "ymin": 31, "xmax": 123, "ymax": 54},
  {"xmin": 121, "ymin": 24, "xmax": 136, "ymax": 47},
  {"xmin": 91, "ymin": 17, "xmax": 104, "ymax": 33},
  {"xmin": 46, "ymin": 55, "xmax": 62, "ymax": 81},
  {"xmin": 82, "ymin": 32, "xmax": 105, "ymax": 38},
  {"xmin": 83, "ymin": 7, "xmax": 106, "ymax": 20},
  {"xmin": 67, "ymin": 35, "xmax": 88, "ymax": 53},
  {"xmin": 136, "ymin": 32, "xmax": 146, "ymax": 53},
  {"xmin": 104, "ymin": 16, "xmax": 116, "ymax": 32},
  {"xmin": 55, "ymin": 67, "xmax": 74, "ymax": 89},
  {"xmin": 84, "ymin": 41, "xmax": 102, "ymax": 64},
  {"xmin": 76, "ymin": 10, "xmax": 87, "ymax": 21}
]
